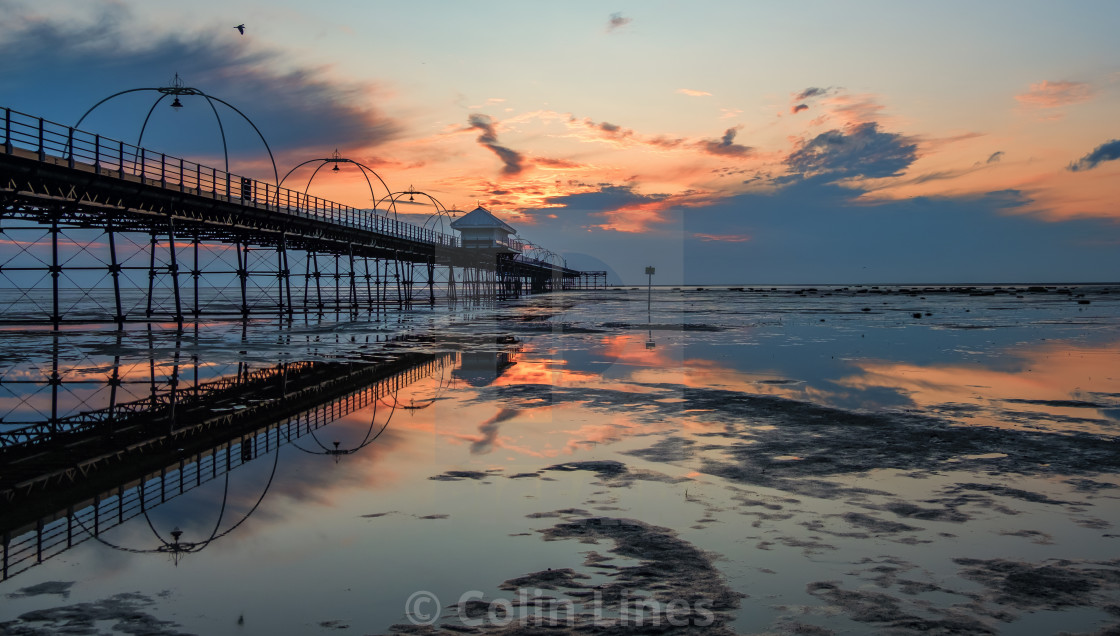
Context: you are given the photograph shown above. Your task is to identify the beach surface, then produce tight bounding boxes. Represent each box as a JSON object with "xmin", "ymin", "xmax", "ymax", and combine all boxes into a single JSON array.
[{"xmin": 2, "ymin": 285, "xmax": 1119, "ymax": 635}]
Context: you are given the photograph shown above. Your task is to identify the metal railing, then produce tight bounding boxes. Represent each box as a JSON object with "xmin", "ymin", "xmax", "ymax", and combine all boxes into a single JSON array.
[
  {"xmin": 1, "ymin": 106, "xmax": 459, "ymax": 248},
  {"xmin": 512, "ymin": 253, "xmax": 578, "ymax": 274}
]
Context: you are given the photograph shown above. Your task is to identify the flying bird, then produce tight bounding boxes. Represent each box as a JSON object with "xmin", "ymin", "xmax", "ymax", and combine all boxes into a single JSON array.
[{"xmin": 234, "ymin": 24, "xmax": 245, "ymax": 35}]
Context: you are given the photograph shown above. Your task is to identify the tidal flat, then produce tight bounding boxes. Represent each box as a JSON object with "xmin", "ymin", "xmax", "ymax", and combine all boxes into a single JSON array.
[{"xmin": 1, "ymin": 285, "xmax": 1119, "ymax": 635}]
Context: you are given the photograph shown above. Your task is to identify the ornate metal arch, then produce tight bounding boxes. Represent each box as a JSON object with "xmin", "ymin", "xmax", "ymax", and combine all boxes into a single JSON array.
[{"xmin": 74, "ymin": 73, "xmax": 279, "ymax": 186}]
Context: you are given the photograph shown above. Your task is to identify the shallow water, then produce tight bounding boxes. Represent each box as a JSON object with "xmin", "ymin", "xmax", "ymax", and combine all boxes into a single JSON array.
[{"xmin": 2, "ymin": 285, "xmax": 1119, "ymax": 635}]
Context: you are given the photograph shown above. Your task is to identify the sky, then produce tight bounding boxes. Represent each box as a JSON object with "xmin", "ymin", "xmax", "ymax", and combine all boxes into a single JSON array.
[{"xmin": 2, "ymin": 0, "xmax": 1119, "ymax": 285}]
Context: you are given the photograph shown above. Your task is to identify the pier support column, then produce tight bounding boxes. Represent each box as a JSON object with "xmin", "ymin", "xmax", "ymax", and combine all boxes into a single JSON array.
[
  {"xmin": 191, "ymin": 233, "xmax": 200, "ymax": 321},
  {"xmin": 348, "ymin": 245, "xmax": 357, "ymax": 318},
  {"xmin": 280, "ymin": 234, "xmax": 292, "ymax": 320},
  {"xmin": 167, "ymin": 220, "xmax": 183, "ymax": 330},
  {"xmin": 107, "ymin": 223, "xmax": 124, "ymax": 328},
  {"xmin": 236, "ymin": 241, "xmax": 249, "ymax": 319},
  {"xmin": 333, "ymin": 253, "xmax": 342, "ymax": 316},
  {"xmin": 374, "ymin": 258, "xmax": 382, "ymax": 318},
  {"xmin": 394, "ymin": 254, "xmax": 402, "ymax": 307},
  {"xmin": 312, "ymin": 251, "xmax": 323, "ymax": 314},
  {"xmin": 363, "ymin": 256, "xmax": 373, "ymax": 314},
  {"xmin": 145, "ymin": 231, "xmax": 157, "ymax": 319},
  {"xmin": 275, "ymin": 237, "xmax": 286, "ymax": 319},
  {"xmin": 49, "ymin": 218, "xmax": 60, "ymax": 329},
  {"xmin": 427, "ymin": 260, "xmax": 435, "ymax": 305}
]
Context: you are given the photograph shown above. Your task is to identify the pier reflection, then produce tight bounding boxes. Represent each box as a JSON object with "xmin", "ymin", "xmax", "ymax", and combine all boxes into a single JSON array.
[
  {"xmin": 0, "ymin": 345, "xmax": 457, "ymax": 582},
  {"xmin": 453, "ymin": 349, "xmax": 518, "ymax": 387}
]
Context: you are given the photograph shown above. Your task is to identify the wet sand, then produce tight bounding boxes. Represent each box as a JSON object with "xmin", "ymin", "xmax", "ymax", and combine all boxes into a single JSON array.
[{"xmin": 2, "ymin": 285, "xmax": 1119, "ymax": 634}]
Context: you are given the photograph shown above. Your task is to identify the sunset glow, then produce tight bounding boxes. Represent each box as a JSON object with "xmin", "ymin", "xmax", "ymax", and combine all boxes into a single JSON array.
[{"xmin": 2, "ymin": 1, "xmax": 1118, "ymax": 284}]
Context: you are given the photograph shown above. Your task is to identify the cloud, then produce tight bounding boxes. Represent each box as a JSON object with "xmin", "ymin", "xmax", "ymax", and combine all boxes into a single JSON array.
[
  {"xmin": 787, "ymin": 87, "xmax": 834, "ymax": 117},
  {"xmin": 571, "ymin": 117, "xmax": 686, "ymax": 150},
  {"xmin": 572, "ymin": 114, "xmax": 765, "ymax": 161},
  {"xmin": 697, "ymin": 126, "xmax": 753, "ymax": 158},
  {"xmin": 986, "ymin": 151, "xmax": 1004, "ymax": 164},
  {"xmin": 1068, "ymin": 139, "xmax": 1120, "ymax": 172},
  {"xmin": 468, "ymin": 408, "xmax": 520, "ymax": 455},
  {"xmin": 1015, "ymin": 80, "xmax": 1094, "ymax": 108},
  {"xmin": 593, "ymin": 199, "xmax": 676, "ymax": 233},
  {"xmin": 907, "ymin": 167, "xmax": 980, "ymax": 185},
  {"xmin": 682, "ymin": 179, "xmax": 1120, "ymax": 284},
  {"xmin": 648, "ymin": 136, "xmax": 686, "ymax": 149},
  {"xmin": 693, "ymin": 233, "xmax": 750, "ymax": 243},
  {"xmin": 0, "ymin": 3, "xmax": 400, "ymax": 160},
  {"xmin": 536, "ymin": 185, "xmax": 675, "ymax": 233},
  {"xmin": 676, "ymin": 88, "xmax": 712, "ymax": 97},
  {"xmin": 786, "ymin": 122, "xmax": 918, "ymax": 180},
  {"xmin": 534, "ymin": 157, "xmax": 583, "ymax": 169},
  {"xmin": 607, "ymin": 12, "xmax": 632, "ymax": 32},
  {"xmin": 468, "ymin": 113, "xmax": 525, "ymax": 175},
  {"xmin": 795, "ymin": 87, "xmax": 830, "ymax": 101},
  {"xmin": 824, "ymin": 93, "xmax": 887, "ymax": 126}
]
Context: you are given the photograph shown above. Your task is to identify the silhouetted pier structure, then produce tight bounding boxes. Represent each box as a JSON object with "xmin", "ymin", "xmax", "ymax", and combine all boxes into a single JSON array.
[
  {"xmin": 0, "ymin": 107, "xmax": 602, "ymax": 327},
  {"xmin": 0, "ymin": 349, "xmax": 457, "ymax": 582}
]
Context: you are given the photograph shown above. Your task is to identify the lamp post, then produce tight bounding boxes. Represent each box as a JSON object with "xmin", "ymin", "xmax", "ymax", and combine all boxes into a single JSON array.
[
  {"xmin": 644, "ymin": 266, "xmax": 656, "ymax": 349},
  {"xmin": 645, "ymin": 266, "xmax": 655, "ymax": 313}
]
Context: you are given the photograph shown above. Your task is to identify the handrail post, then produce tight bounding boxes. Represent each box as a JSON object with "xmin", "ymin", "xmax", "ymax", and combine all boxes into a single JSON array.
[
  {"xmin": 67, "ymin": 128, "xmax": 75, "ymax": 168},
  {"xmin": 139, "ymin": 147, "xmax": 145, "ymax": 181},
  {"xmin": 37, "ymin": 117, "xmax": 45, "ymax": 161},
  {"xmin": 94, "ymin": 134, "xmax": 101, "ymax": 172}
]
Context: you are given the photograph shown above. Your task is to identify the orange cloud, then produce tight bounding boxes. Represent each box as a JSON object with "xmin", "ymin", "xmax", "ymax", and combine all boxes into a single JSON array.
[
  {"xmin": 1016, "ymin": 165, "xmax": 1120, "ymax": 221},
  {"xmin": 592, "ymin": 199, "xmax": 674, "ymax": 233},
  {"xmin": 435, "ymin": 175, "xmax": 599, "ymax": 214},
  {"xmin": 590, "ymin": 191, "xmax": 721, "ymax": 233},
  {"xmin": 696, "ymin": 126, "xmax": 753, "ymax": 158},
  {"xmin": 821, "ymin": 93, "xmax": 888, "ymax": 127},
  {"xmin": 1015, "ymin": 80, "xmax": 1094, "ymax": 108},
  {"xmin": 568, "ymin": 117, "xmax": 750, "ymax": 160},
  {"xmin": 533, "ymin": 157, "xmax": 584, "ymax": 170},
  {"xmin": 676, "ymin": 88, "xmax": 712, "ymax": 97}
]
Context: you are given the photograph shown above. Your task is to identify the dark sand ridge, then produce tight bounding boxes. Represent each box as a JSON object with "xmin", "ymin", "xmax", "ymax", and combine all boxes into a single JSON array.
[
  {"xmin": 384, "ymin": 514, "xmax": 744, "ymax": 635},
  {"xmin": 0, "ymin": 589, "xmax": 190, "ymax": 636}
]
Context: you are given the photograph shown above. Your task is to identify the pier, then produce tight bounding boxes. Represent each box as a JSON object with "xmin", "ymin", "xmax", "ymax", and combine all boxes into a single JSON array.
[{"xmin": 0, "ymin": 107, "xmax": 606, "ymax": 327}]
